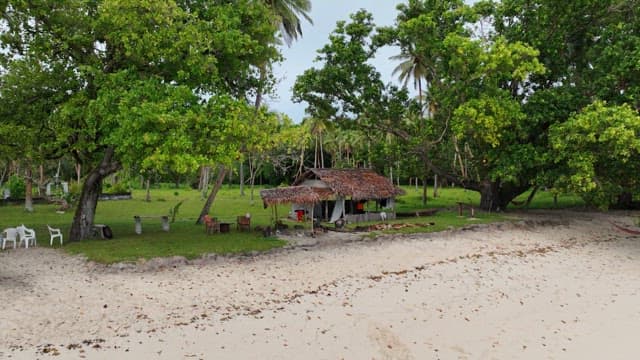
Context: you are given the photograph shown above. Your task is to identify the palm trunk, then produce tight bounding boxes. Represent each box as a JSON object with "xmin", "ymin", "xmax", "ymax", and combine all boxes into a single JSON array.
[
  {"xmin": 319, "ymin": 134, "xmax": 324, "ymax": 168},
  {"xmin": 196, "ymin": 165, "xmax": 227, "ymax": 224}
]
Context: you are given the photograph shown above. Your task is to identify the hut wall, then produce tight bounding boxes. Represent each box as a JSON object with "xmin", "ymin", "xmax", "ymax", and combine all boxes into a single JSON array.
[{"xmin": 345, "ymin": 212, "xmax": 396, "ymax": 224}]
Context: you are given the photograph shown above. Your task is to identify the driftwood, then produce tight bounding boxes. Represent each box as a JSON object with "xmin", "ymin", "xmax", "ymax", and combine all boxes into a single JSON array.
[{"xmin": 609, "ymin": 221, "xmax": 640, "ymax": 235}]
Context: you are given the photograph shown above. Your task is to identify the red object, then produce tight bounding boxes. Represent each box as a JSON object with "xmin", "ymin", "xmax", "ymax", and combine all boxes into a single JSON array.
[{"xmin": 295, "ymin": 210, "xmax": 305, "ymax": 222}]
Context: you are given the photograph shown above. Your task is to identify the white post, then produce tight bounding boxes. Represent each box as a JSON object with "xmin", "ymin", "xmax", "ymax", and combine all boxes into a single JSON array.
[
  {"xmin": 134, "ymin": 216, "xmax": 142, "ymax": 234},
  {"xmin": 310, "ymin": 206, "xmax": 314, "ymax": 233},
  {"xmin": 161, "ymin": 216, "xmax": 170, "ymax": 232}
]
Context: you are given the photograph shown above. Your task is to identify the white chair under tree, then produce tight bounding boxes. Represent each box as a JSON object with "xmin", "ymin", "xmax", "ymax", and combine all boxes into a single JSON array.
[
  {"xmin": 47, "ymin": 225, "xmax": 63, "ymax": 246},
  {"xmin": 2, "ymin": 228, "xmax": 18, "ymax": 250},
  {"xmin": 17, "ymin": 224, "xmax": 36, "ymax": 248}
]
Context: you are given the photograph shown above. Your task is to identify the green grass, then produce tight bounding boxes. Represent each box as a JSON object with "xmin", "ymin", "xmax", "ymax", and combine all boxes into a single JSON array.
[
  {"xmin": 395, "ymin": 185, "xmax": 585, "ymax": 211},
  {"xmin": 344, "ymin": 210, "xmax": 508, "ymax": 236},
  {"xmin": 0, "ymin": 184, "xmax": 584, "ymax": 263}
]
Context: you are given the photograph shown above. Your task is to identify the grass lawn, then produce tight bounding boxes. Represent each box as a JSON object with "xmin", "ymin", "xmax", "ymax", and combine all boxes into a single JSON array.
[{"xmin": 0, "ymin": 184, "xmax": 585, "ymax": 263}]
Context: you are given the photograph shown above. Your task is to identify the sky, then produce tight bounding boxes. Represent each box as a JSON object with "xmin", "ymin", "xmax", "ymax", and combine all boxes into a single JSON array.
[{"xmin": 266, "ymin": 0, "xmax": 407, "ymax": 122}]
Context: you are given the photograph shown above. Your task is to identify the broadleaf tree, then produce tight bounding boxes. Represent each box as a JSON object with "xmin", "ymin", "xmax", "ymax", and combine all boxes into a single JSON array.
[
  {"xmin": 294, "ymin": 4, "xmax": 545, "ymax": 210},
  {"xmin": 0, "ymin": 0, "xmax": 281, "ymax": 240}
]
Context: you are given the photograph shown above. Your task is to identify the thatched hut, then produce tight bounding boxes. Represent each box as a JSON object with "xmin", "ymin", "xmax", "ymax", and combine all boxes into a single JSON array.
[
  {"xmin": 260, "ymin": 168, "xmax": 404, "ymax": 224},
  {"xmin": 260, "ymin": 186, "xmax": 334, "ymax": 207}
]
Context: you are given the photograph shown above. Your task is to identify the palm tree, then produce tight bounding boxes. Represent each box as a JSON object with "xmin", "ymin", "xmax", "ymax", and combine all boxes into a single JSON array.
[
  {"xmin": 263, "ymin": 0, "xmax": 313, "ymax": 46},
  {"xmin": 303, "ymin": 116, "xmax": 332, "ymax": 168},
  {"xmin": 253, "ymin": 0, "xmax": 313, "ymax": 109},
  {"xmin": 391, "ymin": 49, "xmax": 428, "ymax": 116}
]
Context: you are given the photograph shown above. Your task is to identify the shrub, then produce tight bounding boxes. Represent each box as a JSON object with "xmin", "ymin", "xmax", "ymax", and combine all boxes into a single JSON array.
[
  {"xmin": 106, "ymin": 182, "xmax": 130, "ymax": 194},
  {"xmin": 7, "ymin": 175, "xmax": 25, "ymax": 199}
]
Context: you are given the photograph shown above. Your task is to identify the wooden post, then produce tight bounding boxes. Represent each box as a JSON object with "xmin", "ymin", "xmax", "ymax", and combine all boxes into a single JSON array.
[
  {"xmin": 310, "ymin": 206, "xmax": 314, "ymax": 234},
  {"xmin": 274, "ymin": 204, "xmax": 278, "ymax": 228}
]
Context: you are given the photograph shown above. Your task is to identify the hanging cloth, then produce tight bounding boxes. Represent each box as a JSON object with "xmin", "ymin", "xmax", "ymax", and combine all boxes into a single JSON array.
[{"xmin": 329, "ymin": 196, "xmax": 345, "ymax": 223}]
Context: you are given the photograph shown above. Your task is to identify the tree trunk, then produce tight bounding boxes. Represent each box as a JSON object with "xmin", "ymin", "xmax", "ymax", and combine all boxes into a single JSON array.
[
  {"xmin": 297, "ymin": 144, "xmax": 305, "ymax": 178},
  {"xmin": 615, "ymin": 192, "xmax": 633, "ymax": 209},
  {"xmin": 239, "ymin": 161, "xmax": 245, "ymax": 196},
  {"xmin": 250, "ymin": 171, "xmax": 256, "ymax": 203},
  {"xmin": 38, "ymin": 164, "xmax": 46, "ymax": 196},
  {"xmin": 314, "ymin": 136, "xmax": 319, "ymax": 168},
  {"xmin": 75, "ymin": 163, "xmax": 81, "ymax": 184},
  {"xmin": 320, "ymin": 134, "xmax": 325, "ymax": 168},
  {"xmin": 422, "ymin": 175, "xmax": 428, "ymax": 205},
  {"xmin": 479, "ymin": 181, "xmax": 500, "ymax": 211},
  {"xmin": 479, "ymin": 180, "xmax": 528, "ymax": 212},
  {"xmin": 524, "ymin": 186, "xmax": 539, "ymax": 208},
  {"xmin": 24, "ymin": 166, "xmax": 33, "ymax": 212},
  {"xmin": 145, "ymin": 178, "xmax": 151, "ymax": 202},
  {"xmin": 69, "ymin": 147, "xmax": 120, "ymax": 241},
  {"xmin": 433, "ymin": 174, "xmax": 438, "ymax": 198},
  {"xmin": 196, "ymin": 165, "xmax": 227, "ymax": 225}
]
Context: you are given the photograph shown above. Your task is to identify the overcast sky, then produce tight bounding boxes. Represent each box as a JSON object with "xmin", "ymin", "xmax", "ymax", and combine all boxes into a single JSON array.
[{"xmin": 266, "ymin": 1, "xmax": 407, "ymax": 122}]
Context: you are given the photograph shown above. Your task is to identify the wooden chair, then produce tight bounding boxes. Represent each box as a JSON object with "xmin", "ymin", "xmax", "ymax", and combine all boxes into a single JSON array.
[
  {"xmin": 203, "ymin": 215, "xmax": 219, "ymax": 234},
  {"xmin": 237, "ymin": 215, "xmax": 251, "ymax": 232}
]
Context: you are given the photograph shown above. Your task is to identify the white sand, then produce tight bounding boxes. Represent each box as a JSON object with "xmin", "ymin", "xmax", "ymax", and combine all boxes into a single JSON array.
[{"xmin": 1, "ymin": 210, "xmax": 639, "ymax": 359}]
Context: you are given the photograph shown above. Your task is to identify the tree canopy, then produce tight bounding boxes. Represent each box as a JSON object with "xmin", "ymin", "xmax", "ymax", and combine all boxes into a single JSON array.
[
  {"xmin": 0, "ymin": 0, "xmax": 283, "ymax": 239},
  {"xmin": 294, "ymin": 0, "xmax": 640, "ymax": 210}
]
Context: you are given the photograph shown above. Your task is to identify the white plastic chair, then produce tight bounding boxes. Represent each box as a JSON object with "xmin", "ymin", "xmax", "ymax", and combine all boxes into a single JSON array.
[
  {"xmin": 47, "ymin": 225, "xmax": 63, "ymax": 246},
  {"xmin": 2, "ymin": 228, "xmax": 18, "ymax": 250},
  {"xmin": 17, "ymin": 224, "xmax": 36, "ymax": 248}
]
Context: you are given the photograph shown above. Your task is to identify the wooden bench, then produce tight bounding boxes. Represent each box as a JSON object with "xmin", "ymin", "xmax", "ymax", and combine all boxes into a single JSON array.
[
  {"xmin": 456, "ymin": 202, "xmax": 475, "ymax": 217},
  {"xmin": 133, "ymin": 215, "xmax": 170, "ymax": 234}
]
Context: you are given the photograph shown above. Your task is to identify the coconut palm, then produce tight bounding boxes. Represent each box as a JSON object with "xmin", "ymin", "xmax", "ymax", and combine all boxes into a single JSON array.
[
  {"xmin": 264, "ymin": 0, "xmax": 313, "ymax": 46},
  {"xmin": 391, "ymin": 49, "xmax": 429, "ymax": 116},
  {"xmin": 254, "ymin": 0, "xmax": 313, "ymax": 109},
  {"xmin": 303, "ymin": 116, "xmax": 332, "ymax": 168}
]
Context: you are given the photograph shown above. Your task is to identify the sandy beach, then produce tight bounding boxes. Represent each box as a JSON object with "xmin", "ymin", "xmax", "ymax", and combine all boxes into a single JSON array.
[{"xmin": 1, "ymin": 210, "xmax": 639, "ymax": 359}]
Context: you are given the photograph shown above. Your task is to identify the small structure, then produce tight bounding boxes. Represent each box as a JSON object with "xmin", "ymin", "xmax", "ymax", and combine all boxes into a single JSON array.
[
  {"xmin": 133, "ymin": 215, "xmax": 170, "ymax": 234},
  {"xmin": 260, "ymin": 168, "xmax": 404, "ymax": 226},
  {"xmin": 260, "ymin": 185, "xmax": 334, "ymax": 231}
]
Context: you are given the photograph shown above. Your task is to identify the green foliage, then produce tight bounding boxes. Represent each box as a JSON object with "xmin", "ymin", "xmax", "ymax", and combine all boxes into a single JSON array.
[
  {"xmin": 295, "ymin": 2, "xmax": 547, "ymax": 210},
  {"xmin": 169, "ymin": 200, "xmax": 184, "ymax": 223},
  {"xmin": 0, "ymin": 0, "xmax": 285, "ymax": 239},
  {"xmin": 104, "ymin": 182, "xmax": 130, "ymax": 194},
  {"xmin": 550, "ymin": 101, "xmax": 640, "ymax": 207},
  {"xmin": 6, "ymin": 176, "xmax": 25, "ymax": 199}
]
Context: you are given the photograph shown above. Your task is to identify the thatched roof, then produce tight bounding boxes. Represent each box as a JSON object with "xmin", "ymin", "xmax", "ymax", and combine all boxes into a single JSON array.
[
  {"xmin": 260, "ymin": 186, "xmax": 334, "ymax": 206},
  {"xmin": 293, "ymin": 168, "xmax": 405, "ymax": 201}
]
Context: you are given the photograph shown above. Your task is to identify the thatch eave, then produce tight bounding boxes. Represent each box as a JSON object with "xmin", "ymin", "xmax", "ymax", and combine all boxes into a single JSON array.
[{"xmin": 260, "ymin": 186, "xmax": 333, "ymax": 207}]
